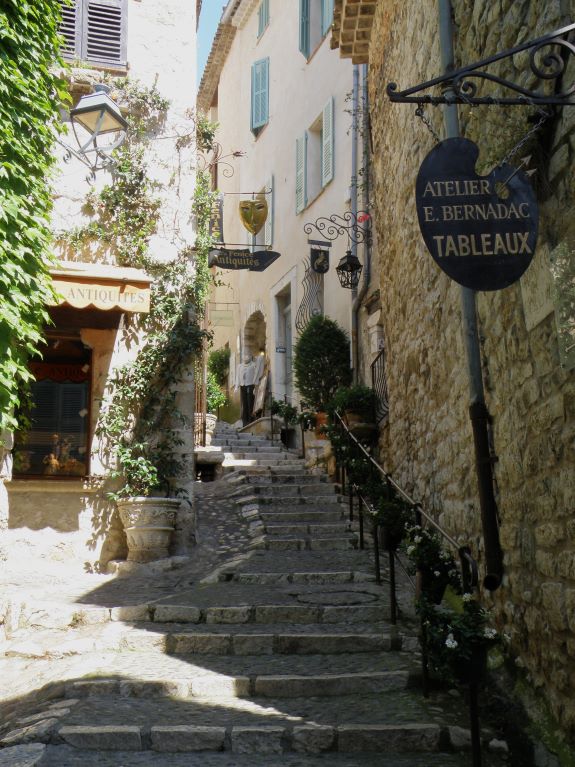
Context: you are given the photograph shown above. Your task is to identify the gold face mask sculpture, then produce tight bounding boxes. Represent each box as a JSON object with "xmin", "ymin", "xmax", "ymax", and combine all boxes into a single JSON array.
[{"xmin": 239, "ymin": 198, "xmax": 268, "ymax": 236}]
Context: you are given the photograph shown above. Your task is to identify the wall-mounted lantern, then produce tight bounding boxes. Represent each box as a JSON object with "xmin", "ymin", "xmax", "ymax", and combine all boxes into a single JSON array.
[
  {"xmin": 59, "ymin": 84, "xmax": 127, "ymax": 179},
  {"xmin": 336, "ymin": 249, "xmax": 363, "ymax": 289},
  {"xmin": 303, "ymin": 210, "xmax": 371, "ymax": 290}
]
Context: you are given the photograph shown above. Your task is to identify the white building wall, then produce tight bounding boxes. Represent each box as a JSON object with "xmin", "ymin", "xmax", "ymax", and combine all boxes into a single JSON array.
[{"xmin": 209, "ymin": 0, "xmax": 355, "ymax": 410}]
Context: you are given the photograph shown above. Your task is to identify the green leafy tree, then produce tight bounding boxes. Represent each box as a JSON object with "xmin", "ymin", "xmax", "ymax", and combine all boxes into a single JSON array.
[
  {"xmin": 293, "ymin": 315, "xmax": 352, "ymax": 410},
  {"xmin": 0, "ymin": 0, "xmax": 67, "ymax": 429}
]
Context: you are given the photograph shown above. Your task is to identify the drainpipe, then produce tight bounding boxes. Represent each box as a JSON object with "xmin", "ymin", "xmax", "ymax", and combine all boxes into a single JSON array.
[
  {"xmin": 350, "ymin": 64, "xmax": 362, "ymax": 377},
  {"xmin": 438, "ymin": 0, "xmax": 503, "ymax": 592},
  {"xmin": 351, "ymin": 64, "xmax": 372, "ymax": 379}
]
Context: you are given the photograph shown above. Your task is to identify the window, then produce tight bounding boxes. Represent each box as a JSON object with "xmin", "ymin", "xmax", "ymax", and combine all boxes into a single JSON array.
[
  {"xmin": 58, "ymin": 0, "xmax": 128, "ymax": 68},
  {"xmin": 299, "ymin": 0, "xmax": 334, "ymax": 59},
  {"xmin": 295, "ymin": 98, "xmax": 334, "ymax": 213},
  {"xmin": 14, "ymin": 339, "xmax": 91, "ymax": 478},
  {"xmin": 257, "ymin": 0, "xmax": 270, "ymax": 38},
  {"xmin": 251, "ymin": 57, "xmax": 270, "ymax": 134}
]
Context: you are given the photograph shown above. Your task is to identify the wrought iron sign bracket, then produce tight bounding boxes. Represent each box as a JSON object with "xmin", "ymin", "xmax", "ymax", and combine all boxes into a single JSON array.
[
  {"xmin": 303, "ymin": 211, "xmax": 372, "ymax": 247},
  {"xmin": 387, "ymin": 23, "xmax": 575, "ymax": 106}
]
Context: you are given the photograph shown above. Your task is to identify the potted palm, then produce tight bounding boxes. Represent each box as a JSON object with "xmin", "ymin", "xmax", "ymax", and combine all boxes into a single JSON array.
[{"xmin": 293, "ymin": 315, "xmax": 352, "ymax": 438}]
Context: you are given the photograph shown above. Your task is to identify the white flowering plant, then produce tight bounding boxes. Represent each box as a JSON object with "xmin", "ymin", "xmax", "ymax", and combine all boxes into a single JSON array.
[
  {"xmin": 404, "ymin": 525, "xmax": 462, "ymax": 599},
  {"xmin": 421, "ymin": 596, "xmax": 503, "ymax": 684}
]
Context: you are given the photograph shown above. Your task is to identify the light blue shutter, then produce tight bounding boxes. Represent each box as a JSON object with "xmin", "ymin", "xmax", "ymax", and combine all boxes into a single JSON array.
[
  {"xmin": 264, "ymin": 176, "xmax": 274, "ymax": 247},
  {"xmin": 296, "ymin": 134, "xmax": 307, "ymax": 214},
  {"xmin": 299, "ymin": 0, "xmax": 310, "ymax": 58},
  {"xmin": 257, "ymin": 0, "xmax": 269, "ymax": 37},
  {"xmin": 321, "ymin": 0, "xmax": 334, "ymax": 36},
  {"xmin": 251, "ymin": 58, "xmax": 269, "ymax": 131},
  {"xmin": 321, "ymin": 98, "xmax": 334, "ymax": 187}
]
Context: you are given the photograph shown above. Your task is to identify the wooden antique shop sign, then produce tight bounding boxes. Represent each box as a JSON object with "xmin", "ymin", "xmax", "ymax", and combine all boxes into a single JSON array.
[
  {"xmin": 416, "ymin": 137, "xmax": 538, "ymax": 291},
  {"xmin": 208, "ymin": 248, "xmax": 280, "ymax": 272}
]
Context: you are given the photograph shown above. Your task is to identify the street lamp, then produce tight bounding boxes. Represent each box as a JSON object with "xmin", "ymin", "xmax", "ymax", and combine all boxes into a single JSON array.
[
  {"xmin": 59, "ymin": 84, "xmax": 127, "ymax": 178},
  {"xmin": 336, "ymin": 249, "xmax": 363, "ymax": 289}
]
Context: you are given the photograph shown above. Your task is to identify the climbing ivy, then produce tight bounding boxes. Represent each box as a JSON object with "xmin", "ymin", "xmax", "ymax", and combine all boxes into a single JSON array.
[
  {"xmin": 84, "ymin": 88, "xmax": 219, "ymax": 497},
  {"xmin": 0, "ymin": 0, "xmax": 68, "ymax": 430}
]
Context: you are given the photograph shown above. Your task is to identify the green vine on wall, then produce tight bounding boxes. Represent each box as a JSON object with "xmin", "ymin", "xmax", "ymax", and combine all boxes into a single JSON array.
[
  {"xmin": 75, "ymin": 87, "xmax": 221, "ymax": 498},
  {"xmin": 0, "ymin": 0, "xmax": 67, "ymax": 431}
]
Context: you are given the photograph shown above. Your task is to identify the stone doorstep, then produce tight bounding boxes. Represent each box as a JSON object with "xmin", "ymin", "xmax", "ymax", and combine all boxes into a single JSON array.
[{"xmin": 54, "ymin": 723, "xmax": 453, "ymax": 754}]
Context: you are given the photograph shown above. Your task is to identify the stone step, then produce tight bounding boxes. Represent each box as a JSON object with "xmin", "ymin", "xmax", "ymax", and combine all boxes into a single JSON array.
[
  {"xmin": 37, "ymin": 745, "xmax": 477, "ymax": 766},
  {"xmin": 259, "ymin": 509, "xmax": 346, "ymax": 523},
  {"xmin": 233, "ymin": 485, "xmax": 337, "ymax": 498},
  {"xmin": 238, "ymin": 495, "xmax": 342, "ymax": 507},
  {"xmin": 264, "ymin": 523, "xmax": 350, "ymax": 536},
  {"xmin": 262, "ymin": 536, "xmax": 358, "ymax": 552},
  {"xmin": 226, "ymin": 472, "xmax": 329, "ymax": 485},
  {"xmin": 223, "ymin": 460, "xmax": 306, "ymax": 469}
]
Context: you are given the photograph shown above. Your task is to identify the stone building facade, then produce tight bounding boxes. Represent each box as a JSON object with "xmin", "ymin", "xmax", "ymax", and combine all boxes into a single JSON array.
[
  {"xmin": 333, "ymin": 0, "xmax": 575, "ymax": 746},
  {"xmin": 2, "ymin": 0, "xmax": 199, "ymax": 569}
]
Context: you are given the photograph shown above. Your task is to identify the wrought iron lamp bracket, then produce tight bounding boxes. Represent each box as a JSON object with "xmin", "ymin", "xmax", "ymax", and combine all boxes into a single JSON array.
[{"xmin": 387, "ymin": 23, "xmax": 575, "ymax": 107}]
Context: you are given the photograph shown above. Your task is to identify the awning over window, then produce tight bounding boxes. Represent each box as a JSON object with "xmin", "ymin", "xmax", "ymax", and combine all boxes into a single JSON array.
[{"xmin": 49, "ymin": 261, "xmax": 151, "ymax": 313}]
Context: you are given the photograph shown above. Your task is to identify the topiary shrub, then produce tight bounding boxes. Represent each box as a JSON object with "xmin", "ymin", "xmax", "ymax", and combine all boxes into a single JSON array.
[{"xmin": 293, "ymin": 315, "xmax": 352, "ymax": 411}]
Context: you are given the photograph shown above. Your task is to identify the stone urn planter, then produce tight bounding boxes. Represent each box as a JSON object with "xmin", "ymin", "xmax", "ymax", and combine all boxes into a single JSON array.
[
  {"xmin": 194, "ymin": 412, "xmax": 218, "ymax": 446},
  {"xmin": 117, "ymin": 497, "xmax": 180, "ymax": 562}
]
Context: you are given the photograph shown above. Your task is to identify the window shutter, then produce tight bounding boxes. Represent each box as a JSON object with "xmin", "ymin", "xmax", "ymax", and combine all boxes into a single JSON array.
[
  {"xmin": 251, "ymin": 58, "xmax": 269, "ymax": 131},
  {"xmin": 321, "ymin": 0, "xmax": 335, "ymax": 36},
  {"xmin": 321, "ymin": 97, "xmax": 334, "ymax": 187},
  {"xmin": 264, "ymin": 176, "xmax": 274, "ymax": 247},
  {"xmin": 295, "ymin": 134, "xmax": 307, "ymax": 214},
  {"xmin": 257, "ymin": 0, "xmax": 269, "ymax": 37},
  {"xmin": 82, "ymin": 0, "xmax": 127, "ymax": 66},
  {"xmin": 299, "ymin": 0, "xmax": 310, "ymax": 58},
  {"xmin": 58, "ymin": 0, "xmax": 81, "ymax": 58}
]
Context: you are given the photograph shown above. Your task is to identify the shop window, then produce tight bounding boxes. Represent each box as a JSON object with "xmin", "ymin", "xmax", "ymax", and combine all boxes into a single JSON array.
[
  {"xmin": 14, "ymin": 338, "xmax": 91, "ymax": 478},
  {"xmin": 58, "ymin": 0, "xmax": 128, "ymax": 69}
]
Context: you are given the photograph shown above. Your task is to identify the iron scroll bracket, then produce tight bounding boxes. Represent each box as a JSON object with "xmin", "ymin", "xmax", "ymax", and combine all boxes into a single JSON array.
[{"xmin": 387, "ymin": 22, "xmax": 575, "ymax": 106}]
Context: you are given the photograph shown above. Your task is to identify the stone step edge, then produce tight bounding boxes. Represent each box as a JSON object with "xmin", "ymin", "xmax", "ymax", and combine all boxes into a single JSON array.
[
  {"xmin": 3, "ymin": 602, "xmax": 394, "ymax": 643},
  {"xmin": 49, "ymin": 722, "xmax": 462, "ymax": 754},
  {"xmin": 64, "ymin": 670, "xmax": 410, "ymax": 700}
]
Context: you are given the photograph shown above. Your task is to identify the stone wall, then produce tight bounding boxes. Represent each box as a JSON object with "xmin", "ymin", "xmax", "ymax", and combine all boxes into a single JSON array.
[{"xmin": 367, "ymin": 0, "xmax": 575, "ymax": 740}]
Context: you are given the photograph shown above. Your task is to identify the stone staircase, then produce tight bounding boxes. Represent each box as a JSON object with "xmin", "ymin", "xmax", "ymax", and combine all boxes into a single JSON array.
[{"xmin": 0, "ymin": 423, "xmax": 507, "ymax": 766}]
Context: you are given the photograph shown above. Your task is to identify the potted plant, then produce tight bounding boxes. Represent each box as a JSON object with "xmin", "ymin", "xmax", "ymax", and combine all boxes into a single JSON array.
[
  {"xmin": 111, "ymin": 443, "xmax": 180, "ymax": 563},
  {"xmin": 330, "ymin": 383, "xmax": 378, "ymax": 441},
  {"xmin": 421, "ymin": 595, "xmax": 504, "ymax": 686},
  {"xmin": 271, "ymin": 399, "xmax": 298, "ymax": 448},
  {"xmin": 293, "ymin": 315, "xmax": 352, "ymax": 437},
  {"xmin": 376, "ymin": 493, "xmax": 413, "ymax": 551},
  {"xmin": 404, "ymin": 524, "xmax": 461, "ymax": 604}
]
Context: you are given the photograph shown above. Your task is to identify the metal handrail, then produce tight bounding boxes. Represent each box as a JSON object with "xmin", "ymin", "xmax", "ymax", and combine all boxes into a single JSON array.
[{"xmin": 333, "ymin": 410, "xmax": 479, "ymax": 587}]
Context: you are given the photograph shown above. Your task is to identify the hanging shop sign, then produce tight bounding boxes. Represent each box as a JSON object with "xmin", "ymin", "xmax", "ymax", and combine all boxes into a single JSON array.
[
  {"xmin": 239, "ymin": 198, "xmax": 268, "ymax": 235},
  {"xmin": 208, "ymin": 248, "xmax": 280, "ymax": 271},
  {"xmin": 209, "ymin": 193, "xmax": 224, "ymax": 244},
  {"xmin": 310, "ymin": 247, "xmax": 330, "ymax": 273},
  {"xmin": 415, "ymin": 137, "xmax": 538, "ymax": 291}
]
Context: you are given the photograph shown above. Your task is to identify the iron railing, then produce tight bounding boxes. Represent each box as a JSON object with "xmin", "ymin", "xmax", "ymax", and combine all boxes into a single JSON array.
[
  {"xmin": 331, "ymin": 410, "xmax": 483, "ymax": 766},
  {"xmin": 371, "ymin": 347, "xmax": 389, "ymax": 423}
]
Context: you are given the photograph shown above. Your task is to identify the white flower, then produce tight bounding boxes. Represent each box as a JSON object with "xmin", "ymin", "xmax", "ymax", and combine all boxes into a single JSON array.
[
  {"xmin": 483, "ymin": 627, "xmax": 497, "ymax": 640},
  {"xmin": 434, "ymin": 570, "xmax": 440, "ymax": 577},
  {"xmin": 462, "ymin": 593, "xmax": 473, "ymax": 603},
  {"xmin": 407, "ymin": 545, "xmax": 415, "ymax": 556},
  {"xmin": 413, "ymin": 535, "xmax": 422, "ymax": 543},
  {"xmin": 445, "ymin": 633, "xmax": 458, "ymax": 649}
]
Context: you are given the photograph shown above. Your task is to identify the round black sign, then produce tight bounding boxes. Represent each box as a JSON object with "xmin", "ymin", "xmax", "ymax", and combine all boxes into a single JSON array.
[{"xmin": 415, "ymin": 138, "xmax": 538, "ymax": 291}]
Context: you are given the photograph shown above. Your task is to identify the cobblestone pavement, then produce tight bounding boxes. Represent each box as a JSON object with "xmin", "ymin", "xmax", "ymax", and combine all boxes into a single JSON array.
[{"xmin": 0, "ymin": 425, "xmax": 509, "ymax": 765}]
